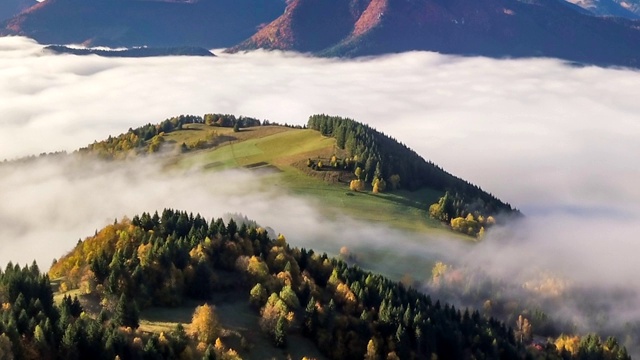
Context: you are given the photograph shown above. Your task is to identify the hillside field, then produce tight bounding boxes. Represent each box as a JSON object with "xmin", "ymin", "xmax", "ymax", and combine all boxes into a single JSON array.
[{"xmin": 168, "ymin": 124, "xmax": 461, "ymax": 238}]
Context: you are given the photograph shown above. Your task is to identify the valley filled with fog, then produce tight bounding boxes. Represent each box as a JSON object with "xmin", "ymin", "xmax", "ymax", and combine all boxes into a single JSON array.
[{"xmin": 2, "ymin": 36, "xmax": 640, "ymax": 350}]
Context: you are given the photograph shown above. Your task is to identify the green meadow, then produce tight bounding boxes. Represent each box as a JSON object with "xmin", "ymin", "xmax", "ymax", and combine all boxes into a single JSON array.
[{"xmin": 170, "ymin": 125, "xmax": 464, "ymax": 237}]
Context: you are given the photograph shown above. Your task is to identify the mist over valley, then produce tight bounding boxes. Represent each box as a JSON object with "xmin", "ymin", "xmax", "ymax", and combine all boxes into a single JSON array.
[{"xmin": 1, "ymin": 36, "xmax": 640, "ymax": 356}]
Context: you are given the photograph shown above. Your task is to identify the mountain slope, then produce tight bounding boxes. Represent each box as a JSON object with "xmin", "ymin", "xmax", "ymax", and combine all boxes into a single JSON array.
[
  {"xmin": 229, "ymin": 0, "xmax": 640, "ymax": 68},
  {"xmin": 37, "ymin": 209, "xmax": 628, "ymax": 359},
  {"xmin": 2, "ymin": 0, "xmax": 285, "ymax": 47},
  {"xmin": 0, "ymin": 0, "xmax": 35, "ymax": 22},
  {"xmin": 73, "ymin": 113, "xmax": 516, "ymax": 236},
  {"xmin": 565, "ymin": 0, "xmax": 640, "ymax": 18}
]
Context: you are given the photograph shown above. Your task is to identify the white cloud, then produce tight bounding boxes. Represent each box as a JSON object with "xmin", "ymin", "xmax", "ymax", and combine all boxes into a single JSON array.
[
  {"xmin": 0, "ymin": 155, "xmax": 451, "ymax": 274},
  {"xmin": 2, "ymin": 36, "xmax": 640, "ymax": 348}
]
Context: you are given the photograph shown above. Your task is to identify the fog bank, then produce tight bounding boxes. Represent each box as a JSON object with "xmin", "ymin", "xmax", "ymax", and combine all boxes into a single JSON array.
[{"xmin": 2, "ymin": 36, "xmax": 640, "ymax": 348}]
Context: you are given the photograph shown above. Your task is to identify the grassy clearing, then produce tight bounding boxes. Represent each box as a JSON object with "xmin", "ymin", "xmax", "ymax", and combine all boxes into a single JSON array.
[
  {"xmin": 277, "ymin": 172, "xmax": 453, "ymax": 234},
  {"xmin": 139, "ymin": 306, "xmax": 195, "ymax": 333},
  {"xmin": 169, "ymin": 125, "xmax": 471, "ymax": 238},
  {"xmin": 51, "ymin": 277, "xmax": 84, "ymax": 304},
  {"xmin": 162, "ymin": 123, "xmax": 217, "ymax": 145},
  {"xmin": 138, "ymin": 291, "xmax": 326, "ymax": 360},
  {"xmin": 177, "ymin": 128, "xmax": 333, "ymax": 170},
  {"xmin": 214, "ymin": 295, "xmax": 325, "ymax": 360}
]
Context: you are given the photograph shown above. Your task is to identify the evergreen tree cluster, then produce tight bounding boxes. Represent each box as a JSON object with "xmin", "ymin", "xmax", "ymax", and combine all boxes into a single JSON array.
[
  {"xmin": 203, "ymin": 113, "xmax": 261, "ymax": 128},
  {"xmin": 43, "ymin": 209, "xmax": 626, "ymax": 360},
  {"xmin": 0, "ymin": 261, "xmax": 192, "ymax": 359},
  {"xmin": 80, "ymin": 115, "xmax": 203, "ymax": 159},
  {"xmin": 307, "ymin": 114, "xmax": 516, "ymax": 216},
  {"xmin": 428, "ymin": 191, "xmax": 503, "ymax": 237},
  {"xmin": 50, "ymin": 209, "xmax": 266, "ymax": 309},
  {"xmin": 79, "ymin": 113, "xmax": 262, "ymax": 159}
]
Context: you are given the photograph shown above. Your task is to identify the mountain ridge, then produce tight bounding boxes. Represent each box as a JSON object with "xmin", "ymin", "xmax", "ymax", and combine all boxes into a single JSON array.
[
  {"xmin": 565, "ymin": 0, "xmax": 640, "ymax": 18},
  {"xmin": 229, "ymin": 0, "xmax": 640, "ymax": 68},
  {"xmin": 44, "ymin": 112, "xmax": 515, "ymax": 237},
  {"xmin": 2, "ymin": 0, "xmax": 285, "ymax": 47},
  {"xmin": 0, "ymin": 0, "xmax": 36, "ymax": 22},
  {"xmin": 6, "ymin": 0, "xmax": 640, "ymax": 68}
]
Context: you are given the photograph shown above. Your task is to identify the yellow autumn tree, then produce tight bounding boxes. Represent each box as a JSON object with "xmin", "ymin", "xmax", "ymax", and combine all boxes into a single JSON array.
[
  {"xmin": 148, "ymin": 134, "xmax": 165, "ymax": 153},
  {"xmin": 354, "ymin": 166, "xmax": 363, "ymax": 179},
  {"xmin": 450, "ymin": 214, "xmax": 480, "ymax": 236},
  {"xmin": 372, "ymin": 178, "xmax": 386, "ymax": 194},
  {"xmin": 260, "ymin": 293, "xmax": 294, "ymax": 336},
  {"xmin": 335, "ymin": 282, "xmax": 357, "ymax": 313},
  {"xmin": 190, "ymin": 304, "xmax": 220, "ymax": 344},
  {"xmin": 276, "ymin": 234, "xmax": 287, "ymax": 247},
  {"xmin": 137, "ymin": 242, "xmax": 152, "ymax": 267},
  {"xmin": 555, "ymin": 334, "xmax": 580, "ymax": 355},
  {"xmin": 365, "ymin": 338, "xmax": 379, "ymax": 360},
  {"xmin": 349, "ymin": 179, "xmax": 364, "ymax": 192},
  {"xmin": 214, "ymin": 338, "xmax": 225, "ymax": 352},
  {"xmin": 189, "ymin": 244, "xmax": 207, "ymax": 262},
  {"xmin": 431, "ymin": 261, "xmax": 449, "ymax": 281},
  {"xmin": 246, "ymin": 256, "xmax": 269, "ymax": 281},
  {"xmin": 515, "ymin": 315, "xmax": 532, "ymax": 343}
]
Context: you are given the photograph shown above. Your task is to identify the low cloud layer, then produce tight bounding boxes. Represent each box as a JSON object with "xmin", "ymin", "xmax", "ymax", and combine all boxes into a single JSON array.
[
  {"xmin": 2, "ymin": 36, "xmax": 640, "ymax": 348},
  {"xmin": 0, "ymin": 157, "xmax": 340, "ymax": 267},
  {"xmin": 0, "ymin": 155, "xmax": 452, "ymax": 273}
]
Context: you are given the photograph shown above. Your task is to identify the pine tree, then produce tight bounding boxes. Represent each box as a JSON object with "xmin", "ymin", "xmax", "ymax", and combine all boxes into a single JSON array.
[
  {"xmin": 113, "ymin": 294, "xmax": 139, "ymax": 329},
  {"xmin": 303, "ymin": 297, "xmax": 317, "ymax": 336},
  {"xmin": 274, "ymin": 315, "xmax": 287, "ymax": 348},
  {"xmin": 173, "ymin": 323, "xmax": 189, "ymax": 355},
  {"xmin": 249, "ymin": 283, "xmax": 268, "ymax": 308},
  {"xmin": 226, "ymin": 218, "xmax": 238, "ymax": 237},
  {"xmin": 203, "ymin": 344, "xmax": 217, "ymax": 360}
]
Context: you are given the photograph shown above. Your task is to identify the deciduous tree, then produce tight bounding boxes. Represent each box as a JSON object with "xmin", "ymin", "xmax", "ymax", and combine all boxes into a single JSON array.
[{"xmin": 190, "ymin": 304, "xmax": 220, "ymax": 344}]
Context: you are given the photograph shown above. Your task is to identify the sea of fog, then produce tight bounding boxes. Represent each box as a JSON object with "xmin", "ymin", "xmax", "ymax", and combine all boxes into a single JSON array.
[{"xmin": 2, "ymin": 36, "xmax": 640, "ymax": 349}]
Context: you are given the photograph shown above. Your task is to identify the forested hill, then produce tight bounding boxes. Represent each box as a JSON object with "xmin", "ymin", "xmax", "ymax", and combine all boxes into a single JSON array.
[
  {"xmin": 44, "ymin": 45, "xmax": 214, "ymax": 58},
  {"xmin": 68, "ymin": 112, "xmax": 515, "ymax": 238},
  {"xmin": 5, "ymin": 209, "xmax": 619, "ymax": 359},
  {"xmin": 307, "ymin": 115, "xmax": 516, "ymax": 217}
]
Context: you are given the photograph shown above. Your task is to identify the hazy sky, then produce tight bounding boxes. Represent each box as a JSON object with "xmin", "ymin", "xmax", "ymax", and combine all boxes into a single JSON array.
[{"xmin": 2, "ymin": 36, "xmax": 640, "ymax": 345}]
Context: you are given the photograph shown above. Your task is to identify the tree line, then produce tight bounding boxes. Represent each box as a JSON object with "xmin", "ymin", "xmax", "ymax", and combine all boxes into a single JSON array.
[
  {"xmin": 78, "ymin": 114, "xmax": 262, "ymax": 159},
  {"xmin": 36, "ymin": 209, "xmax": 626, "ymax": 359},
  {"xmin": 307, "ymin": 114, "xmax": 517, "ymax": 216}
]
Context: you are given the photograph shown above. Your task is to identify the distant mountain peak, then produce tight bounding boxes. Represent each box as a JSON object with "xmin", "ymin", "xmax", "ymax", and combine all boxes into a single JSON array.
[
  {"xmin": 6, "ymin": 0, "xmax": 640, "ymax": 68},
  {"xmin": 229, "ymin": 0, "xmax": 373, "ymax": 52},
  {"xmin": 1, "ymin": 0, "xmax": 286, "ymax": 48},
  {"xmin": 229, "ymin": 0, "xmax": 640, "ymax": 68},
  {"xmin": 565, "ymin": 0, "xmax": 640, "ymax": 17}
]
